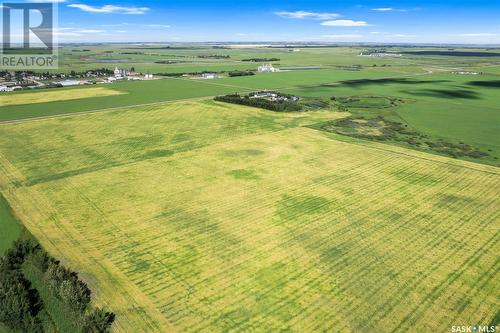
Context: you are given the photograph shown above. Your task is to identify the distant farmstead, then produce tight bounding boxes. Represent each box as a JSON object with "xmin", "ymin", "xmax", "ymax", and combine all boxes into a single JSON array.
[
  {"xmin": 258, "ymin": 64, "xmax": 277, "ymax": 73},
  {"xmin": 59, "ymin": 80, "xmax": 82, "ymax": 87},
  {"xmin": 114, "ymin": 67, "xmax": 128, "ymax": 78},
  {"xmin": 201, "ymin": 73, "xmax": 218, "ymax": 79}
]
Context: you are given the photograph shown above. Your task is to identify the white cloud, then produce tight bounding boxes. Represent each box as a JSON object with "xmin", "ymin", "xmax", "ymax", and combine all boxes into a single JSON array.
[
  {"xmin": 454, "ymin": 33, "xmax": 497, "ymax": 37},
  {"xmin": 321, "ymin": 20, "xmax": 369, "ymax": 27},
  {"xmin": 145, "ymin": 24, "xmax": 171, "ymax": 28},
  {"xmin": 68, "ymin": 4, "xmax": 150, "ymax": 14},
  {"xmin": 322, "ymin": 34, "xmax": 363, "ymax": 38},
  {"xmin": 372, "ymin": 8, "xmax": 393, "ymax": 11},
  {"xmin": 275, "ymin": 11, "xmax": 340, "ymax": 20},
  {"xmin": 371, "ymin": 7, "xmax": 418, "ymax": 12},
  {"xmin": 387, "ymin": 34, "xmax": 417, "ymax": 38}
]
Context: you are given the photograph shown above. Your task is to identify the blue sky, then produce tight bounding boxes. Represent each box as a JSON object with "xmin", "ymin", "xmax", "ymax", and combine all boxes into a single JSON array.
[{"xmin": 6, "ymin": 0, "xmax": 500, "ymax": 44}]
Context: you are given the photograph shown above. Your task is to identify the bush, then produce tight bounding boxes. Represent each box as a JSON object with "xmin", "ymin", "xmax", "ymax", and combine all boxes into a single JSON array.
[
  {"xmin": 45, "ymin": 261, "xmax": 91, "ymax": 312},
  {"xmin": 0, "ymin": 239, "xmax": 115, "ymax": 332},
  {"xmin": 82, "ymin": 308, "xmax": 116, "ymax": 333},
  {"xmin": 0, "ymin": 242, "xmax": 44, "ymax": 332}
]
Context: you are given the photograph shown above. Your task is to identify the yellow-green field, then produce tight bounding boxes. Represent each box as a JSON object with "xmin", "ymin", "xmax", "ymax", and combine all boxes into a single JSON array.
[
  {"xmin": 0, "ymin": 100, "xmax": 498, "ymax": 332},
  {"xmin": 0, "ymin": 87, "xmax": 126, "ymax": 107}
]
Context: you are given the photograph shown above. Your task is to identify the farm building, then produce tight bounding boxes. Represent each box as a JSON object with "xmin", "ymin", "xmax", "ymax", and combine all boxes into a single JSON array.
[
  {"xmin": 114, "ymin": 67, "xmax": 128, "ymax": 78},
  {"xmin": 201, "ymin": 73, "xmax": 218, "ymax": 79},
  {"xmin": 258, "ymin": 64, "xmax": 277, "ymax": 73},
  {"xmin": 59, "ymin": 80, "xmax": 81, "ymax": 87}
]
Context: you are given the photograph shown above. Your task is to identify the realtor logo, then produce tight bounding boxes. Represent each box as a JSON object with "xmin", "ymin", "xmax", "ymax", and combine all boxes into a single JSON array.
[{"xmin": 1, "ymin": 1, "xmax": 58, "ymax": 69}]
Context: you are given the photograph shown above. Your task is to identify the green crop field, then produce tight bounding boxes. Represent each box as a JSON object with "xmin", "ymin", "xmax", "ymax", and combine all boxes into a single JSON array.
[
  {"xmin": 0, "ymin": 98, "xmax": 498, "ymax": 332},
  {"xmin": 0, "ymin": 195, "xmax": 22, "ymax": 255},
  {"xmin": 0, "ymin": 87, "xmax": 126, "ymax": 107}
]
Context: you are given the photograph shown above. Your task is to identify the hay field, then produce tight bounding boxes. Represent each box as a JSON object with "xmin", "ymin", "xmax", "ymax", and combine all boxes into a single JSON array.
[
  {"xmin": 0, "ymin": 100, "xmax": 498, "ymax": 332},
  {"xmin": 0, "ymin": 87, "xmax": 126, "ymax": 107}
]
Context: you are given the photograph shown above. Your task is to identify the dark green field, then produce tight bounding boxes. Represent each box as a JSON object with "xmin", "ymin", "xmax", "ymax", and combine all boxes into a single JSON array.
[{"xmin": 0, "ymin": 195, "xmax": 21, "ymax": 255}]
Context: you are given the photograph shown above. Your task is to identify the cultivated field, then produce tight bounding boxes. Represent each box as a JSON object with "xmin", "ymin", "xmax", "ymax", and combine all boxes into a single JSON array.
[
  {"xmin": 0, "ymin": 100, "xmax": 498, "ymax": 332},
  {"xmin": 0, "ymin": 195, "xmax": 21, "ymax": 255},
  {"xmin": 0, "ymin": 87, "xmax": 126, "ymax": 107}
]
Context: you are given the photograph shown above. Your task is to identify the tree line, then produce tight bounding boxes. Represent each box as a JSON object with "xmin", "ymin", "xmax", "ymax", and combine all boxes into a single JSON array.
[
  {"xmin": 214, "ymin": 94, "xmax": 302, "ymax": 112},
  {"xmin": 241, "ymin": 58, "xmax": 280, "ymax": 62},
  {"xmin": 0, "ymin": 239, "xmax": 115, "ymax": 332}
]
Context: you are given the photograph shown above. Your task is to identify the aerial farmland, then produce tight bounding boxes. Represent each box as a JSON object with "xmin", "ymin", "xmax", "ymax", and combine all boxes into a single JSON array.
[{"xmin": 0, "ymin": 2, "xmax": 499, "ymax": 332}]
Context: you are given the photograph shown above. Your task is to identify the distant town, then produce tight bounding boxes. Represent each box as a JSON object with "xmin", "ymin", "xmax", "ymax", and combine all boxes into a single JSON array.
[
  {"xmin": 0, "ymin": 67, "xmax": 155, "ymax": 92},
  {"xmin": 0, "ymin": 63, "xmax": 325, "ymax": 92}
]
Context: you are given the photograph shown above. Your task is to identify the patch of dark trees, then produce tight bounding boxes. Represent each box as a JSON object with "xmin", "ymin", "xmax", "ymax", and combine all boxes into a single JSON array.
[
  {"xmin": 155, "ymin": 70, "xmax": 256, "ymax": 77},
  {"xmin": 214, "ymin": 93, "xmax": 302, "ymax": 112},
  {"xmin": 242, "ymin": 58, "xmax": 280, "ymax": 62},
  {"xmin": 228, "ymin": 71, "xmax": 255, "ymax": 77},
  {"xmin": 0, "ymin": 239, "xmax": 115, "ymax": 333},
  {"xmin": 317, "ymin": 116, "xmax": 490, "ymax": 159},
  {"xmin": 197, "ymin": 54, "xmax": 231, "ymax": 59}
]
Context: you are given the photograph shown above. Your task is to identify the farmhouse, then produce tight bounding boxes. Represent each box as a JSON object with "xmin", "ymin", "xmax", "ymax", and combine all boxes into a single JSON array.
[
  {"xmin": 250, "ymin": 91, "xmax": 300, "ymax": 102},
  {"xmin": 258, "ymin": 64, "xmax": 276, "ymax": 73},
  {"xmin": 201, "ymin": 73, "xmax": 218, "ymax": 79}
]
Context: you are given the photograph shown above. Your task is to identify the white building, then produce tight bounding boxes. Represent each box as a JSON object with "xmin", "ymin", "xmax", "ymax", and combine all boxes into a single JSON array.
[
  {"xmin": 59, "ymin": 80, "xmax": 81, "ymax": 87},
  {"xmin": 258, "ymin": 64, "xmax": 276, "ymax": 73},
  {"xmin": 0, "ymin": 85, "xmax": 9, "ymax": 92},
  {"xmin": 114, "ymin": 67, "xmax": 127, "ymax": 78},
  {"xmin": 201, "ymin": 73, "xmax": 217, "ymax": 79},
  {"xmin": 452, "ymin": 71, "xmax": 480, "ymax": 75}
]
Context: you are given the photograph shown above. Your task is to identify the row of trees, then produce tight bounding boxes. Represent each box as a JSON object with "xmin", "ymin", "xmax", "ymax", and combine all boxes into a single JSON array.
[
  {"xmin": 228, "ymin": 71, "xmax": 255, "ymax": 77},
  {"xmin": 0, "ymin": 240, "xmax": 43, "ymax": 332},
  {"xmin": 242, "ymin": 58, "xmax": 280, "ymax": 62},
  {"xmin": 0, "ymin": 239, "xmax": 115, "ymax": 332},
  {"xmin": 214, "ymin": 94, "xmax": 302, "ymax": 112}
]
